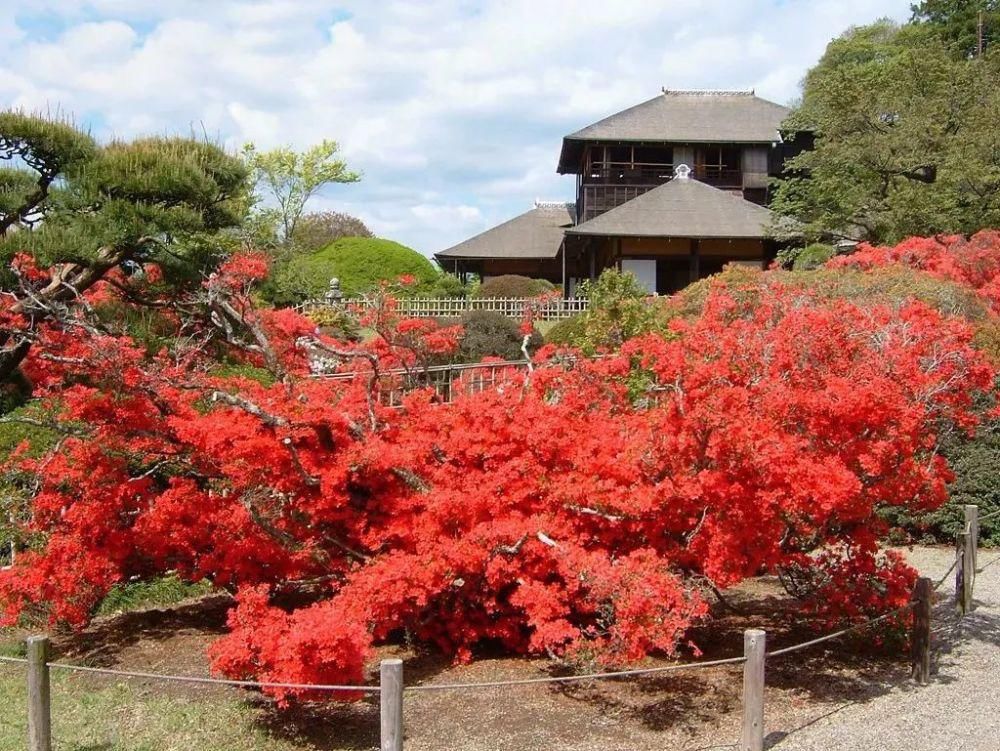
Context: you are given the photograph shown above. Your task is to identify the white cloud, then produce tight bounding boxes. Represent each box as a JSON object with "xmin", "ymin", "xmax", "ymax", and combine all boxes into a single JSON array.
[{"xmin": 0, "ymin": 0, "xmax": 913, "ymax": 256}]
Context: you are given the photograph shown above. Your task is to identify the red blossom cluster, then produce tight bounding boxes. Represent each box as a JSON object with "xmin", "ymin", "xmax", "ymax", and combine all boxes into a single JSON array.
[
  {"xmin": 829, "ymin": 230, "xmax": 1000, "ymax": 311},
  {"xmin": 0, "ymin": 250, "xmax": 994, "ymax": 703}
]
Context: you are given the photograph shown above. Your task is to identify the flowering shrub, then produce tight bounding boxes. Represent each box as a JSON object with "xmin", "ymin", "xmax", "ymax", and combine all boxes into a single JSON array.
[
  {"xmin": 0, "ymin": 251, "xmax": 993, "ymax": 703},
  {"xmin": 829, "ymin": 230, "xmax": 1000, "ymax": 311}
]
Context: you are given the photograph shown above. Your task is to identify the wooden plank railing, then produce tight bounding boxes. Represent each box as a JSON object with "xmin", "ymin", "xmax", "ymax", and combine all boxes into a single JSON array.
[{"xmin": 300, "ymin": 297, "xmax": 589, "ymax": 321}]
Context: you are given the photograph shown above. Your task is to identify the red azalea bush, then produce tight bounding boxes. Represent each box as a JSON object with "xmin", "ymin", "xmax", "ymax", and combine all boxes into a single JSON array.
[
  {"xmin": 828, "ymin": 230, "xmax": 1000, "ymax": 311},
  {"xmin": 0, "ymin": 251, "xmax": 994, "ymax": 703}
]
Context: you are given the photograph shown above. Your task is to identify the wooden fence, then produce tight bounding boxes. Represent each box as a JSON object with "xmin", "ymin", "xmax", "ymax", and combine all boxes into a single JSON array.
[
  {"xmin": 314, "ymin": 359, "xmax": 533, "ymax": 405},
  {"xmin": 10, "ymin": 503, "xmax": 995, "ymax": 751},
  {"xmin": 300, "ymin": 296, "xmax": 589, "ymax": 320}
]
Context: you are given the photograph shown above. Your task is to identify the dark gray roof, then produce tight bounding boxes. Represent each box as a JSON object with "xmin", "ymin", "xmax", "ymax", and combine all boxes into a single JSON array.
[
  {"xmin": 566, "ymin": 178, "xmax": 775, "ymax": 239},
  {"xmin": 558, "ymin": 90, "xmax": 791, "ymax": 173},
  {"xmin": 434, "ymin": 202, "xmax": 575, "ymax": 260}
]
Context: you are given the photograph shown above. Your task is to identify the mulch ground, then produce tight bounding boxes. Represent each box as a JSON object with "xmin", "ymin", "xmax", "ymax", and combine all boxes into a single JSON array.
[{"xmin": 13, "ymin": 552, "xmax": 947, "ymax": 751}]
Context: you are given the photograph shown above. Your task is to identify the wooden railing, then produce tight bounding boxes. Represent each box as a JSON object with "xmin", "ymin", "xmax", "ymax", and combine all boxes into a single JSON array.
[
  {"xmin": 301, "ymin": 297, "xmax": 588, "ymax": 320},
  {"xmin": 316, "ymin": 359, "xmax": 532, "ymax": 406}
]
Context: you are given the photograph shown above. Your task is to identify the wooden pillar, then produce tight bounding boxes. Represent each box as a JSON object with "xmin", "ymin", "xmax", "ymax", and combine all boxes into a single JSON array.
[
  {"xmin": 380, "ymin": 658, "xmax": 404, "ymax": 751},
  {"xmin": 690, "ymin": 239, "xmax": 701, "ymax": 283},
  {"xmin": 741, "ymin": 629, "xmax": 766, "ymax": 751},
  {"xmin": 911, "ymin": 576, "xmax": 932, "ymax": 685},
  {"xmin": 589, "ymin": 241, "xmax": 596, "ymax": 281},
  {"xmin": 560, "ymin": 241, "xmax": 567, "ymax": 297},
  {"xmin": 27, "ymin": 635, "xmax": 51, "ymax": 751}
]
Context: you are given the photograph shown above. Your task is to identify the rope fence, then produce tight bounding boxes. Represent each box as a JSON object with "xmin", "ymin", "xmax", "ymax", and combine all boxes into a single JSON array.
[
  {"xmin": 44, "ymin": 661, "xmax": 381, "ymax": 693},
  {"xmin": 13, "ymin": 503, "xmax": 988, "ymax": 751}
]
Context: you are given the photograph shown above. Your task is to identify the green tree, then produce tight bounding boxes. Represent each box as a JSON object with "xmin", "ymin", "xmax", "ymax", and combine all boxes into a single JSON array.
[
  {"xmin": 243, "ymin": 140, "xmax": 360, "ymax": 248},
  {"xmin": 771, "ymin": 20, "xmax": 1000, "ymax": 243},
  {"xmin": 911, "ymin": 0, "xmax": 1000, "ymax": 56},
  {"xmin": 289, "ymin": 210, "xmax": 372, "ymax": 251},
  {"xmin": 0, "ymin": 111, "xmax": 249, "ymax": 386}
]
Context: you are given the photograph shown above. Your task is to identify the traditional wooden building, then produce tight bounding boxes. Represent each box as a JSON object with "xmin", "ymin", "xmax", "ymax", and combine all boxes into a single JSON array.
[{"xmin": 436, "ymin": 89, "xmax": 801, "ymax": 295}]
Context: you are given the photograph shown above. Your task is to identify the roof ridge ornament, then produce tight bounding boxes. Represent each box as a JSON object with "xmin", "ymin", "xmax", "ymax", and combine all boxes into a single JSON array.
[
  {"xmin": 673, "ymin": 164, "xmax": 692, "ymax": 180},
  {"xmin": 661, "ymin": 88, "xmax": 754, "ymax": 97},
  {"xmin": 533, "ymin": 199, "xmax": 573, "ymax": 209}
]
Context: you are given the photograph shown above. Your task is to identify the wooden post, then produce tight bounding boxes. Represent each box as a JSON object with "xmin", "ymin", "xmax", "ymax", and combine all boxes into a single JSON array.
[
  {"xmin": 690, "ymin": 239, "xmax": 701, "ymax": 283},
  {"xmin": 957, "ymin": 506, "xmax": 976, "ymax": 615},
  {"xmin": 26, "ymin": 635, "xmax": 51, "ymax": 751},
  {"xmin": 965, "ymin": 504, "xmax": 978, "ymax": 587},
  {"xmin": 380, "ymin": 658, "xmax": 403, "ymax": 751},
  {"xmin": 956, "ymin": 531, "xmax": 969, "ymax": 615},
  {"xmin": 741, "ymin": 629, "xmax": 766, "ymax": 751},
  {"xmin": 910, "ymin": 576, "xmax": 932, "ymax": 685}
]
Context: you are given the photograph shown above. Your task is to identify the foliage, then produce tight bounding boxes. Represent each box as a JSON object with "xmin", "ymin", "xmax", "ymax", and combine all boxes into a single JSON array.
[
  {"xmin": 426, "ymin": 272, "xmax": 470, "ymax": 299},
  {"xmin": 774, "ymin": 243, "xmax": 837, "ymax": 271},
  {"xmin": 303, "ymin": 305, "xmax": 362, "ymax": 343},
  {"xmin": 938, "ymin": 413, "xmax": 1000, "ymax": 545},
  {"xmin": 0, "ymin": 111, "xmax": 249, "ymax": 387},
  {"xmin": 474, "ymin": 275, "xmax": 554, "ymax": 299},
  {"xmin": 263, "ymin": 237, "xmax": 439, "ymax": 306},
  {"xmin": 448, "ymin": 310, "xmax": 542, "ymax": 362},
  {"xmin": 288, "ymin": 210, "xmax": 372, "ymax": 252},
  {"xmin": 564, "ymin": 269, "xmax": 669, "ymax": 354},
  {"xmin": 544, "ymin": 315, "xmax": 587, "ymax": 346},
  {"xmin": 678, "ymin": 262, "xmax": 992, "ymax": 324},
  {"xmin": 911, "ymin": 0, "xmax": 1000, "ymax": 56},
  {"xmin": 96, "ymin": 574, "xmax": 214, "ymax": 616},
  {"xmin": 771, "ymin": 20, "xmax": 1000, "ymax": 243},
  {"xmin": 0, "ymin": 250, "xmax": 990, "ymax": 702},
  {"xmin": 828, "ymin": 230, "xmax": 1000, "ymax": 313},
  {"xmin": 243, "ymin": 141, "xmax": 359, "ymax": 246}
]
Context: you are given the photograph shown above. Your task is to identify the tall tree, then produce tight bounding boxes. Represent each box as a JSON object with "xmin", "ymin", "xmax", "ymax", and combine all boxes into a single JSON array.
[
  {"xmin": 911, "ymin": 0, "xmax": 1000, "ymax": 56},
  {"xmin": 289, "ymin": 210, "xmax": 372, "ymax": 252},
  {"xmin": 0, "ymin": 111, "xmax": 248, "ymax": 388},
  {"xmin": 771, "ymin": 21, "xmax": 1000, "ymax": 243},
  {"xmin": 243, "ymin": 140, "xmax": 360, "ymax": 249}
]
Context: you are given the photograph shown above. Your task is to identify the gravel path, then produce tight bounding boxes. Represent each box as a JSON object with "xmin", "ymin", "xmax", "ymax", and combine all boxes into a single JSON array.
[{"xmin": 774, "ymin": 546, "xmax": 1000, "ymax": 751}]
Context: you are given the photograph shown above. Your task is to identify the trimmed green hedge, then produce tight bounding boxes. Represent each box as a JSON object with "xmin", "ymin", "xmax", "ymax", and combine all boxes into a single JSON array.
[
  {"xmin": 474, "ymin": 275, "xmax": 555, "ymax": 299},
  {"xmin": 264, "ymin": 237, "xmax": 439, "ymax": 306},
  {"xmin": 439, "ymin": 310, "xmax": 542, "ymax": 362}
]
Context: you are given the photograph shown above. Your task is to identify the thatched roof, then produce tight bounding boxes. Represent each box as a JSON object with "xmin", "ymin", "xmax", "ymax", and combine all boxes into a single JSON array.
[
  {"xmin": 434, "ymin": 202, "xmax": 575, "ymax": 260},
  {"xmin": 566, "ymin": 178, "xmax": 775, "ymax": 239},
  {"xmin": 558, "ymin": 90, "xmax": 791, "ymax": 173}
]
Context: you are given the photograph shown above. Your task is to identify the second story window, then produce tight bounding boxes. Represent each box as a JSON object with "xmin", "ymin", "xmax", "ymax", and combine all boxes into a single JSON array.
[
  {"xmin": 586, "ymin": 145, "xmax": 674, "ymax": 184},
  {"xmin": 695, "ymin": 146, "xmax": 742, "ymax": 187}
]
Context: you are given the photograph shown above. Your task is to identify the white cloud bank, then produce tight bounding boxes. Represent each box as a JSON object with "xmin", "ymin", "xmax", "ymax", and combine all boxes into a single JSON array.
[{"xmin": 0, "ymin": 0, "xmax": 912, "ymax": 255}]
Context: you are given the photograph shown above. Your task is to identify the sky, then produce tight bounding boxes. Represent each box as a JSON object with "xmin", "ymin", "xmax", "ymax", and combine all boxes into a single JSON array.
[{"xmin": 0, "ymin": 0, "xmax": 914, "ymax": 258}]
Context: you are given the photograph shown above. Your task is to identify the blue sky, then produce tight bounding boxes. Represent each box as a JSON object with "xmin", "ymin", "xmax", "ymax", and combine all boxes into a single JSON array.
[{"xmin": 0, "ymin": 0, "xmax": 913, "ymax": 257}]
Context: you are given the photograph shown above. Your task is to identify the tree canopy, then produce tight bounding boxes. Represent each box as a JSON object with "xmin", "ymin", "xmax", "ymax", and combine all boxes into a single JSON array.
[
  {"xmin": 771, "ymin": 20, "xmax": 1000, "ymax": 243},
  {"xmin": 243, "ymin": 140, "xmax": 360, "ymax": 248},
  {"xmin": 0, "ymin": 111, "xmax": 248, "ymax": 388},
  {"xmin": 911, "ymin": 0, "xmax": 1000, "ymax": 56},
  {"xmin": 289, "ymin": 210, "xmax": 372, "ymax": 252}
]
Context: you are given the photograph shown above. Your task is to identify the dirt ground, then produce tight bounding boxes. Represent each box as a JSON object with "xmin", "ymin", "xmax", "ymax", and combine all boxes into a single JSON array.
[{"xmin": 8, "ymin": 547, "xmax": 966, "ymax": 751}]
